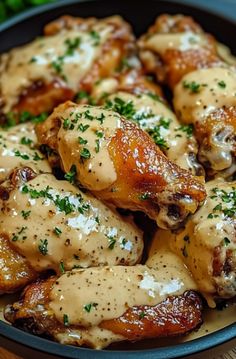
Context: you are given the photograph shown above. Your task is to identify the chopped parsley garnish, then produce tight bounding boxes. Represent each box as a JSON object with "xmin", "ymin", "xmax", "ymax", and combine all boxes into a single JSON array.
[
  {"xmin": 175, "ymin": 124, "xmax": 194, "ymax": 138},
  {"xmin": 105, "ymin": 97, "xmax": 136, "ymax": 119},
  {"xmin": 63, "ymin": 314, "xmax": 69, "ymax": 326},
  {"xmin": 84, "ymin": 302, "xmax": 98, "ymax": 313},
  {"xmin": 117, "ymin": 57, "xmax": 133, "ymax": 72},
  {"xmin": 183, "ymin": 80, "xmax": 201, "ymax": 93},
  {"xmin": 54, "ymin": 227, "xmax": 62, "ymax": 236},
  {"xmin": 21, "ymin": 184, "xmax": 88, "ymax": 216},
  {"xmin": 78, "ymin": 123, "xmax": 90, "ymax": 132},
  {"xmin": 223, "ymin": 237, "xmax": 230, "ymax": 246},
  {"xmin": 80, "ymin": 148, "xmax": 91, "ymax": 159},
  {"xmin": 21, "ymin": 210, "xmax": 31, "ymax": 219},
  {"xmin": 31, "ymin": 112, "xmax": 48, "ymax": 124},
  {"xmin": 33, "ymin": 152, "xmax": 44, "ymax": 161},
  {"xmin": 12, "ymin": 226, "xmax": 27, "ymax": 242},
  {"xmin": 54, "ymin": 196, "xmax": 75, "ymax": 215},
  {"xmin": 146, "ymin": 92, "xmax": 162, "ymax": 102},
  {"xmin": 218, "ymin": 81, "xmax": 226, "ymax": 89},
  {"xmin": 29, "ymin": 56, "xmax": 37, "ymax": 63},
  {"xmin": 63, "ymin": 118, "xmax": 70, "ymax": 129},
  {"xmin": 95, "ymin": 130, "xmax": 104, "ymax": 138},
  {"xmin": 51, "ymin": 37, "xmax": 81, "ymax": 79},
  {"xmin": 97, "ymin": 113, "xmax": 105, "ymax": 124},
  {"xmin": 84, "ymin": 110, "xmax": 94, "ymax": 121},
  {"xmin": 107, "ymin": 237, "xmax": 116, "ymax": 250},
  {"xmin": 208, "ymin": 186, "xmax": 236, "ymax": 219},
  {"xmin": 139, "ymin": 311, "xmax": 146, "ymax": 319},
  {"xmin": 89, "ymin": 30, "xmax": 100, "ymax": 46},
  {"xmin": 51, "ymin": 57, "xmax": 64, "ymax": 76},
  {"xmin": 64, "ymin": 37, "xmax": 81, "ymax": 56},
  {"xmin": 14, "ymin": 150, "xmax": 30, "ymax": 160},
  {"xmin": 95, "ymin": 139, "xmax": 100, "ymax": 153},
  {"xmin": 38, "ymin": 239, "xmax": 48, "ymax": 256},
  {"xmin": 139, "ymin": 192, "xmax": 150, "ymax": 201},
  {"xmin": 7, "ymin": 111, "xmax": 48, "ymax": 127},
  {"xmin": 78, "ymin": 136, "xmax": 88, "ymax": 144},
  {"xmin": 147, "ymin": 126, "xmax": 169, "ymax": 150},
  {"xmin": 59, "ymin": 261, "xmax": 65, "ymax": 273},
  {"xmin": 64, "ymin": 164, "xmax": 77, "ymax": 184},
  {"xmin": 20, "ymin": 137, "xmax": 33, "ymax": 146},
  {"xmin": 121, "ymin": 237, "xmax": 128, "ymax": 248}
]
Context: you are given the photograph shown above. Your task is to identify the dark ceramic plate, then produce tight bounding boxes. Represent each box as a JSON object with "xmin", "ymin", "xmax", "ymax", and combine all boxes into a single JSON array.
[{"xmin": 0, "ymin": 1, "xmax": 236, "ymax": 358}]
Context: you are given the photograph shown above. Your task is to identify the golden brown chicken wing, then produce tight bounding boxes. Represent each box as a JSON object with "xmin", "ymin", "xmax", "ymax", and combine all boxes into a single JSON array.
[
  {"xmin": 138, "ymin": 14, "xmax": 224, "ymax": 88},
  {"xmin": 139, "ymin": 15, "xmax": 236, "ymax": 178},
  {"xmin": 0, "ymin": 166, "xmax": 143, "ymax": 293},
  {"xmin": 168, "ymin": 178, "xmax": 236, "ymax": 305},
  {"xmin": 0, "ymin": 15, "xmax": 135, "ymax": 122},
  {"xmin": 4, "ymin": 246, "xmax": 202, "ymax": 348},
  {"xmin": 0, "ymin": 122, "xmax": 51, "ymax": 183},
  {"xmin": 97, "ymin": 70, "xmax": 203, "ymax": 175},
  {"xmin": 0, "ymin": 234, "xmax": 36, "ymax": 294},
  {"xmin": 36, "ymin": 101, "xmax": 206, "ymax": 229}
]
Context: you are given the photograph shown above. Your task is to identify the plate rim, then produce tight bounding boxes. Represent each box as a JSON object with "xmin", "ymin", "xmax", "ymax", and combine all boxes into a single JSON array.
[{"xmin": 0, "ymin": 0, "xmax": 235, "ymax": 357}]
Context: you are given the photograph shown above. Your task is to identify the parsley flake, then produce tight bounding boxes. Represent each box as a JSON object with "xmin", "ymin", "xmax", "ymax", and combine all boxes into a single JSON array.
[
  {"xmin": 64, "ymin": 165, "xmax": 77, "ymax": 184},
  {"xmin": 38, "ymin": 239, "xmax": 48, "ymax": 256}
]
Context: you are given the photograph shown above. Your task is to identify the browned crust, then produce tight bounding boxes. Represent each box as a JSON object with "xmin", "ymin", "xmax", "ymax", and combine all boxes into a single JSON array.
[{"xmin": 5, "ymin": 275, "xmax": 202, "ymax": 344}]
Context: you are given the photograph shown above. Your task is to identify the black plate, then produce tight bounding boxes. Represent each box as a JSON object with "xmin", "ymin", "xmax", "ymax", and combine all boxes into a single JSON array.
[{"xmin": 0, "ymin": 1, "xmax": 236, "ymax": 358}]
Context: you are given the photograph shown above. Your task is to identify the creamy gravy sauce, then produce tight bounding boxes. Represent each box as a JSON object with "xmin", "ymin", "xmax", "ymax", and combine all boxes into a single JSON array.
[
  {"xmin": 174, "ymin": 67, "xmax": 236, "ymax": 124},
  {"xmin": 49, "ymin": 243, "xmax": 196, "ymax": 327},
  {"xmin": 0, "ymin": 173, "xmax": 143, "ymax": 272},
  {"xmin": 107, "ymin": 91, "xmax": 198, "ymax": 171},
  {"xmin": 54, "ymin": 103, "xmax": 120, "ymax": 191},
  {"xmin": 142, "ymin": 32, "xmax": 208, "ymax": 56},
  {"xmin": 0, "ymin": 123, "xmax": 51, "ymax": 181},
  {"xmin": 0, "ymin": 298, "xmax": 235, "ymax": 349},
  {"xmin": 169, "ymin": 179, "xmax": 236, "ymax": 304},
  {"xmin": 0, "ymin": 23, "xmax": 113, "ymax": 113}
]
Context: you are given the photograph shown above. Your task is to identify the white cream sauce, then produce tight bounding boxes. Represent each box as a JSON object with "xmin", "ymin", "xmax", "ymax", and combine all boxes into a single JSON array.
[
  {"xmin": 107, "ymin": 91, "xmax": 199, "ymax": 172},
  {"xmin": 53, "ymin": 103, "xmax": 120, "ymax": 191},
  {"xmin": 0, "ymin": 123, "xmax": 51, "ymax": 181},
  {"xmin": 0, "ymin": 173, "xmax": 143, "ymax": 272},
  {"xmin": 170, "ymin": 178, "xmax": 236, "ymax": 305},
  {"xmin": 0, "ymin": 23, "xmax": 113, "ymax": 113},
  {"xmin": 49, "ymin": 233, "xmax": 196, "ymax": 328},
  {"xmin": 174, "ymin": 67, "xmax": 236, "ymax": 124},
  {"xmin": 141, "ymin": 32, "xmax": 208, "ymax": 56}
]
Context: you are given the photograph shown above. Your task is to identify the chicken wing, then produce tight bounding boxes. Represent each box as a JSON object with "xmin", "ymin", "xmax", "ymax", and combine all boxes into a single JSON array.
[
  {"xmin": 36, "ymin": 101, "xmax": 206, "ymax": 229},
  {"xmin": 4, "ymin": 244, "xmax": 202, "ymax": 349},
  {"xmin": 0, "ymin": 122, "xmax": 51, "ymax": 182},
  {"xmin": 0, "ymin": 15, "xmax": 135, "ymax": 122},
  {"xmin": 139, "ymin": 15, "xmax": 236, "ymax": 178},
  {"xmin": 0, "ymin": 166, "xmax": 143, "ymax": 293},
  {"xmin": 0, "ymin": 234, "xmax": 36, "ymax": 294},
  {"xmin": 138, "ymin": 14, "xmax": 225, "ymax": 88},
  {"xmin": 99, "ymin": 70, "xmax": 203, "ymax": 175},
  {"xmin": 169, "ymin": 178, "xmax": 236, "ymax": 305}
]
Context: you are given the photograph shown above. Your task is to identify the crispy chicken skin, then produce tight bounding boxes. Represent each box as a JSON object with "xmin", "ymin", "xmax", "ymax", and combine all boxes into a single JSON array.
[
  {"xmin": 138, "ymin": 14, "xmax": 223, "ymax": 88},
  {"xmin": 170, "ymin": 179, "xmax": 236, "ymax": 303},
  {"xmin": 95, "ymin": 69, "xmax": 203, "ymax": 175},
  {"xmin": 0, "ymin": 234, "xmax": 36, "ymax": 294},
  {"xmin": 139, "ymin": 15, "xmax": 236, "ymax": 178},
  {"xmin": 36, "ymin": 101, "xmax": 206, "ymax": 229},
  {"xmin": 0, "ymin": 166, "xmax": 143, "ymax": 294},
  {"xmin": 4, "ymin": 245, "xmax": 202, "ymax": 349},
  {"xmin": 0, "ymin": 122, "xmax": 51, "ymax": 183},
  {"xmin": 0, "ymin": 15, "xmax": 135, "ymax": 121}
]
